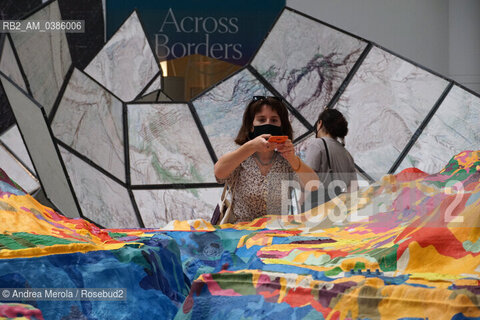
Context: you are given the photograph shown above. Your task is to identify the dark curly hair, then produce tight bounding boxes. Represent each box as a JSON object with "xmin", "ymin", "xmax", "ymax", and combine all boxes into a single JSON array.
[
  {"xmin": 234, "ymin": 97, "xmax": 293, "ymax": 145},
  {"xmin": 317, "ymin": 108, "xmax": 348, "ymax": 143}
]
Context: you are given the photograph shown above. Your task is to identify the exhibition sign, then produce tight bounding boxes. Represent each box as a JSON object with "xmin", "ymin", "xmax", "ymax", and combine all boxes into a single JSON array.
[{"xmin": 106, "ymin": 0, "xmax": 285, "ymax": 65}]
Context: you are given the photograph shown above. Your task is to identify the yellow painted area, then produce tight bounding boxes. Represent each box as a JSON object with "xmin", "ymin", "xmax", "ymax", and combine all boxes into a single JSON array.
[
  {"xmin": 405, "ymin": 241, "xmax": 480, "ymax": 277},
  {"xmin": 0, "ymin": 242, "xmax": 125, "ymax": 259},
  {"xmin": 379, "ymin": 284, "xmax": 480, "ymax": 319}
]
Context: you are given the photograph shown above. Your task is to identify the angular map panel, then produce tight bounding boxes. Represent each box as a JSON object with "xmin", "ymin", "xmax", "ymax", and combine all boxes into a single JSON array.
[
  {"xmin": 0, "ymin": 73, "xmax": 79, "ymax": 217},
  {"xmin": 133, "ymin": 188, "xmax": 223, "ymax": 227},
  {"xmin": 334, "ymin": 46, "xmax": 449, "ymax": 179},
  {"xmin": 10, "ymin": 0, "xmax": 71, "ymax": 115},
  {"xmin": 52, "ymin": 68, "xmax": 125, "ymax": 182},
  {"xmin": 59, "ymin": 146, "xmax": 139, "ymax": 228},
  {"xmin": 128, "ymin": 103, "xmax": 215, "ymax": 185},
  {"xmin": 251, "ymin": 9, "xmax": 367, "ymax": 127},
  {"xmin": 84, "ymin": 12, "xmax": 160, "ymax": 102},
  {"xmin": 0, "ymin": 36, "xmax": 27, "ymax": 92},
  {"xmin": 0, "ymin": 125, "xmax": 36, "ymax": 173},
  {"xmin": 397, "ymin": 85, "xmax": 480, "ymax": 174},
  {"xmin": 0, "ymin": 143, "xmax": 39, "ymax": 193}
]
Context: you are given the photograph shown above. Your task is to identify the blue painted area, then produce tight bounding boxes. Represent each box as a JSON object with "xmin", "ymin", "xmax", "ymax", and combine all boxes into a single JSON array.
[
  {"xmin": 0, "ymin": 239, "xmax": 189, "ymax": 319},
  {"xmin": 0, "ymin": 181, "xmax": 25, "ymax": 196},
  {"xmin": 177, "ymin": 288, "xmax": 322, "ymax": 320},
  {"xmin": 451, "ymin": 313, "xmax": 480, "ymax": 320}
]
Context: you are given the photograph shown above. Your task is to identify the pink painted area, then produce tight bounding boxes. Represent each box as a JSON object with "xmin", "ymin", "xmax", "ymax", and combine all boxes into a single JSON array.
[
  {"xmin": 0, "ymin": 304, "xmax": 44, "ymax": 319},
  {"xmin": 454, "ymin": 151, "xmax": 472, "ymax": 163},
  {"xmin": 257, "ymin": 250, "xmax": 290, "ymax": 259}
]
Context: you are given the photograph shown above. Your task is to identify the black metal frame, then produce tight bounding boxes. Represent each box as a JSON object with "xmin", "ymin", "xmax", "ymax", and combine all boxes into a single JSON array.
[
  {"xmin": 134, "ymin": 70, "xmax": 162, "ymax": 101},
  {"xmin": 247, "ymin": 65, "xmax": 314, "ymax": 135},
  {"xmin": 48, "ymin": 64, "xmax": 74, "ymax": 123},
  {"xmin": 388, "ymin": 82, "xmax": 454, "ymax": 174},
  {"xmin": 0, "ymin": 138, "xmax": 38, "ymax": 181},
  {"xmin": 11, "ymin": 0, "xmax": 73, "ymax": 113},
  {"xmin": 187, "ymin": 101, "xmax": 219, "ymax": 164},
  {"xmin": 4, "ymin": 33, "xmax": 33, "ymax": 97},
  {"xmin": 358, "ymin": 44, "xmax": 454, "ymax": 177},
  {"xmin": 0, "ymin": 34, "xmax": 39, "ymax": 182},
  {"xmin": 325, "ymin": 43, "xmax": 373, "ymax": 109},
  {"xmin": 18, "ymin": 0, "xmax": 57, "ymax": 21}
]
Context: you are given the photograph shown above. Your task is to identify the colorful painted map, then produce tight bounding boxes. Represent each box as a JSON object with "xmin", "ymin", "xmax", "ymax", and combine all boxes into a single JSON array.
[{"xmin": 1, "ymin": 151, "xmax": 480, "ymax": 319}]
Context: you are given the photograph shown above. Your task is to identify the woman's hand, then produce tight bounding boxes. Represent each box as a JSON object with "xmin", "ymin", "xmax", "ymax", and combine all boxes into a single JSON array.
[
  {"xmin": 275, "ymin": 139, "xmax": 297, "ymax": 163},
  {"xmin": 246, "ymin": 134, "xmax": 272, "ymax": 153}
]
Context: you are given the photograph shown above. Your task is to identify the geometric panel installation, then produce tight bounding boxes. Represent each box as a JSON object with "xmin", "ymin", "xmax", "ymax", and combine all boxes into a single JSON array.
[
  {"xmin": 0, "ymin": 72, "xmax": 80, "ymax": 217},
  {"xmin": 396, "ymin": 85, "xmax": 480, "ymax": 174},
  {"xmin": 9, "ymin": 0, "xmax": 72, "ymax": 116},
  {"xmin": 0, "ymin": 125, "xmax": 39, "ymax": 193},
  {"xmin": 84, "ymin": 11, "xmax": 160, "ymax": 102},
  {"xmin": 142, "ymin": 74, "xmax": 162, "ymax": 97},
  {"xmin": 0, "ymin": 35, "xmax": 28, "ymax": 133},
  {"xmin": 59, "ymin": 145, "xmax": 140, "ymax": 228},
  {"xmin": 251, "ymin": 8, "xmax": 368, "ymax": 127},
  {"xmin": 0, "ymin": 143, "xmax": 39, "ymax": 193},
  {"xmin": 333, "ymin": 46, "xmax": 450, "ymax": 180},
  {"xmin": 128, "ymin": 103, "xmax": 216, "ymax": 185},
  {"xmin": 0, "ymin": 125, "xmax": 36, "ymax": 175},
  {"xmin": 0, "ymin": 35, "xmax": 28, "ymax": 92},
  {"xmin": 133, "ymin": 188, "xmax": 223, "ymax": 228},
  {"xmin": 52, "ymin": 68, "xmax": 126, "ymax": 182},
  {"xmin": 192, "ymin": 68, "xmax": 310, "ymax": 159}
]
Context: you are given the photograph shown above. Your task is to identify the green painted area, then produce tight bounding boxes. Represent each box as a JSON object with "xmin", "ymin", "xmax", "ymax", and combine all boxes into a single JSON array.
[
  {"xmin": 151, "ymin": 153, "xmax": 202, "ymax": 197},
  {"xmin": 437, "ymin": 158, "xmax": 480, "ymax": 188},
  {"xmin": 108, "ymin": 232, "xmax": 129, "ymax": 239},
  {"xmin": 302, "ymin": 310, "xmax": 325, "ymax": 320},
  {"xmin": 0, "ymin": 234, "xmax": 24, "ymax": 250},
  {"xmin": 112, "ymin": 243, "xmax": 152, "ymax": 270},
  {"xmin": 211, "ymin": 273, "xmax": 257, "ymax": 296},
  {"xmin": 262, "ymin": 67, "xmax": 278, "ymax": 81},
  {"xmin": 370, "ymin": 245, "xmax": 398, "ymax": 272},
  {"xmin": 14, "ymin": 232, "xmax": 83, "ymax": 246},
  {"xmin": 304, "ymin": 253, "xmax": 331, "ymax": 266},
  {"xmin": 0, "ymin": 232, "xmax": 82, "ymax": 250},
  {"xmin": 0, "ymin": 202, "xmax": 16, "ymax": 211},
  {"xmin": 215, "ymin": 230, "xmax": 251, "ymax": 253},
  {"xmin": 354, "ymin": 261, "xmax": 366, "ymax": 271},
  {"xmin": 463, "ymin": 239, "xmax": 480, "ymax": 253},
  {"xmin": 324, "ymin": 267, "xmax": 343, "ymax": 276}
]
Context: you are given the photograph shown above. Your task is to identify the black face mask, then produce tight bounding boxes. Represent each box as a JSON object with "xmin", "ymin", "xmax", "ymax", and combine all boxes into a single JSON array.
[{"xmin": 248, "ymin": 124, "xmax": 283, "ymax": 140}]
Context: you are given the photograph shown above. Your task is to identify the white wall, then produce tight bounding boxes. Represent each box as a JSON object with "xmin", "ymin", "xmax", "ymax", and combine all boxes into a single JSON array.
[
  {"xmin": 449, "ymin": 0, "xmax": 480, "ymax": 93},
  {"xmin": 287, "ymin": 0, "xmax": 480, "ymax": 93}
]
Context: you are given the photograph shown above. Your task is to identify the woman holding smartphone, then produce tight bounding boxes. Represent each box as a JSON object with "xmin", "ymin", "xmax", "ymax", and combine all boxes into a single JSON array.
[{"xmin": 214, "ymin": 96, "xmax": 319, "ymax": 223}]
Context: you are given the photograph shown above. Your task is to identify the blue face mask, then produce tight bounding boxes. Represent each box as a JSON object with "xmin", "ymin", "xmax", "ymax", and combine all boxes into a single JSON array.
[{"xmin": 248, "ymin": 124, "xmax": 283, "ymax": 140}]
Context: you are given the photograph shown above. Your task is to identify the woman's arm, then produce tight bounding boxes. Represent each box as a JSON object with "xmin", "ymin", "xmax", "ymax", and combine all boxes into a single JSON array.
[
  {"xmin": 214, "ymin": 134, "xmax": 272, "ymax": 180},
  {"xmin": 276, "ymin": 140, "xmax": 320, "ymax": 192}
]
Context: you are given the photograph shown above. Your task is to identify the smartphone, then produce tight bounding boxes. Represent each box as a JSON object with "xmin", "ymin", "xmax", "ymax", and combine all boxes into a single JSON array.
[{"xmin": 268, "ymin": 136, "xmax": 288, "ymax": 144}]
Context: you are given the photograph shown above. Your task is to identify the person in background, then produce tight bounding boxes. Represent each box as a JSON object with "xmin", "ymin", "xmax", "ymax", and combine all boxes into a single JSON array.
[
  {"xmin": 214, "ymin": 96, "xmax": 319, "ymax": 223},
  {"xmin": 303, "ymin": 108, "xmax": 356, "ymax": 210}
]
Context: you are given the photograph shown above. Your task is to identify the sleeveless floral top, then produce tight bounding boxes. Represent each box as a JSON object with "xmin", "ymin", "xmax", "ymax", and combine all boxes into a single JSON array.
[{"xmin": 217, "ymin": 153, "xmax": 298, "ymax": 223}]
